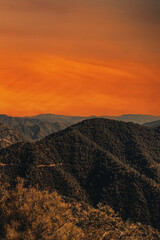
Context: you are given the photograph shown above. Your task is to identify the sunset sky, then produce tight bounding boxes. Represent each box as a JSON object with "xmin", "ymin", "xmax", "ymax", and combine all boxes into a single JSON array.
[{"xmin": 0, "ymin": 0, "xmax": 159, "ymax": 116}]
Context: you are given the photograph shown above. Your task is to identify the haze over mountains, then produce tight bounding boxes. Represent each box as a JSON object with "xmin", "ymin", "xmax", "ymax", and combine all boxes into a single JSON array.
[{"xmin": 0, "ymin": 118, "xmax": 160, "ymax": 232}]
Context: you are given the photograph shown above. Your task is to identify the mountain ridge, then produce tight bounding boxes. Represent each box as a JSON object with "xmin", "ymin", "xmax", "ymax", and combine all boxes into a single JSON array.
[
  {"xmin": 0, "ymin": 118, "xmax": 160, "ymax": 231},
  {"xmin": 0, "ymin": 113, "xmax": 160, "ymax": 146},
  {"xmin": 144, "ymin": 120, "xmax": 160, "ymax": 127}
]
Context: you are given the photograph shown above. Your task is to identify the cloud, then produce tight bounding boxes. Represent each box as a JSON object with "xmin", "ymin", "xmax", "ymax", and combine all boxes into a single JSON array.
[
  {"xmin": 0, "ymin": 0, "xmax": 159, "ymax": 116},
  {"xmin": 0, "ymin": 0, "xmax": 79, "ymax": 14},
  {"xmin": 0, "ymin": 54, "xmax": 159, "ymax": 116}
]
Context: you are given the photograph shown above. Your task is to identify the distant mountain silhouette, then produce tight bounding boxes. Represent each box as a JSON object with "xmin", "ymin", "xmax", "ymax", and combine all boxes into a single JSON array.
[
  {"xmin": 0, "ymin": 118, "xmax": 160, "ymax": 231},
  {"xmin": 110, "ymin": 114, "xmax": 160, "ymax": 124},
  {"xmin": 35, "ymin": 113, "xmax": 160, "ymax": 124},
  {"xmin": 34, "ymin": 113, "xmax": 87, "ymax": 124},
  {"xmin": 144, "ymin": 120, "xmax": 160, "ymax": 127},
  {"xmin": 0, "ymin": 123, "xmax": 28, "ymax": 148}
]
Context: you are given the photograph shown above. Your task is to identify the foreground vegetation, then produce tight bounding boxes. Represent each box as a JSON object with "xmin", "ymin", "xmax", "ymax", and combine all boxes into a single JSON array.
[{"xmin": 0, "ymin": 178, "xmax": 159, "ymax": 240}]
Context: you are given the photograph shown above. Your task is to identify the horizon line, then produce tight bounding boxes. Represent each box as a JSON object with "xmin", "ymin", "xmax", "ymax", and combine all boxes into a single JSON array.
[{"xmin": 0, "ymin": 113, "xmax": 160, "ymax": 118}]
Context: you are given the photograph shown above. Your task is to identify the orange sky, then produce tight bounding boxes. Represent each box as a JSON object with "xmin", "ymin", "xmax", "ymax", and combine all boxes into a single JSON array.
[{"xmin": 0, "ymin": 0, "xmax": 160, "ymax": 116}]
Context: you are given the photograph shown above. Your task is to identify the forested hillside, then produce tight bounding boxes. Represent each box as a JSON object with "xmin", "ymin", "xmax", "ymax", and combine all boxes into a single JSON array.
[
  {"xmin": 0, "ymin": 118, "xmax": 160, "ymax": 232},
  {"xmin": 0, "ymin": 178, "xmax": 159, "ymax": 240}
]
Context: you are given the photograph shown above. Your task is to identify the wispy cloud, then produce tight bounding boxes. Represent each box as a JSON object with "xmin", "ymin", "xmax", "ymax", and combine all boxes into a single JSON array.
[{"xmin": 0, "ymin": 0, "xmax": 159, "ymax": 115}]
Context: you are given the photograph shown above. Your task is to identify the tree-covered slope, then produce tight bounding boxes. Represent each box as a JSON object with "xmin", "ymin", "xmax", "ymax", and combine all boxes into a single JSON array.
[
  {"xmin": 1, "ymin": 178, "xmax": 159, "ymax": 240},
  {"xmin": 0, "ymin": 118, "xmax": 160, "ymax": 230}
]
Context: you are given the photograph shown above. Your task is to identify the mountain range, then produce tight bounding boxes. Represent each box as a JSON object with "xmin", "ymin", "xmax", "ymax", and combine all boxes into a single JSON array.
[
  {"xmin": 0, "ymin": 114, "xmax": 160, "ymax": 148},
  {"xmin": 34, "ymin": 113, "xmax": 160, "ymax": 124},
  {"xmin": 0, "ymin": 114, "xmax": 69, "ymax": 144},
  {"xmin": 0, "ymin": 118, "xmax": 160, "ymax": 232}
]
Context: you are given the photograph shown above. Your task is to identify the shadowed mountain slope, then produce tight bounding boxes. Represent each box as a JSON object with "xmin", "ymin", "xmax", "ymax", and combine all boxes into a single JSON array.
[
  {"xmin": 0, "ymin": 123, "xmax": 28, "ymax": 149},
  {"xmin": 0, "ymin": 114, "xmax": 68, "ymax": 141},
  {"xmin": 0, "ymin": 118, "xmax": 160, "ymax": 231}
]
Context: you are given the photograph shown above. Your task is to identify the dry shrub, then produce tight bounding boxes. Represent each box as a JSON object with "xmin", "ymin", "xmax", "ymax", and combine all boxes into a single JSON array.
[
  {"xmin": 0, "ymin": 177, "xmax": 159, "ymax": 240},
  {"xmin": 0, "ymin": 178, "xmax": 83, "ymax": 240}
]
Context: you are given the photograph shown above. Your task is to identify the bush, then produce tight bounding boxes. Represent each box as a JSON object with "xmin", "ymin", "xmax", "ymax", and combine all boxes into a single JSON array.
[{"xmin": 0, "ymin": 177, "xmax": 159, "ymax": 240}]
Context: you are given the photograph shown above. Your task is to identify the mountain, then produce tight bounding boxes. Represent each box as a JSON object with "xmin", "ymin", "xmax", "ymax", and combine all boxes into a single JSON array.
[
  {"xmin": 144, "ymin": 120, "xmax": 160, "ymax": 127},
  {"xmin": 35, "ymin": 113, "xmax": 160, "ymax": 124},
  {"xmin": 0, "ymin": 114, "xmax": 69, "ymax": 141},
  {"xmin": 34, "ymin": 113, "xmax": 87, "ymax": 124},
  {"xmin": 0, "ymin": 118, "xmax": 160, "ymax": 231},
  {"xmin": 0, "ymin": 114, "xmax": 160, "ymax": 143},
  {"xmin": 106, "ymin": 114, "xmax": 160, "ymax": 124},
  {"xmin": 0, "ymin": 123, "xmax": 28, "ymax": 149}
]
